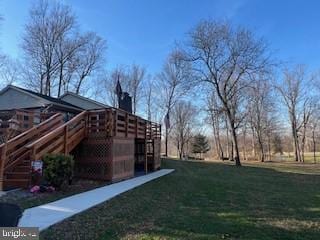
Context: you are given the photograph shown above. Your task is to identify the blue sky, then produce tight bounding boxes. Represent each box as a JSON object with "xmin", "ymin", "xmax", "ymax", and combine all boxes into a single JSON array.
[{"xmin": 1, "ymin": 0, "xmax": 320, "ymax": 74}]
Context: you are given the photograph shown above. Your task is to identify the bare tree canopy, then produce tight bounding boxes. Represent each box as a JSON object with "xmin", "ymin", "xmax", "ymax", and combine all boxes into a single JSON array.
[
  {"xmin": 276, "ymin": 65, "xmax": 316, "ymax": 162},
  {"xmin": 247, "ymin": 74, "xmax": 275, "ymax": 162},
  {"xmin": 118, "ymin": 64, "xmax": 146, "ymax": 115},
  {"xmin": 181, "ymin": 20, "xmax": 272, "ymax": 166},
  {"xmin": 172, "ymin": 101, "xmax": 197, "ymax": 159},
  {"xmin": 102, "ymin": 67, "xmax": 128, "ymax": 108},
  {"xmin": 157, "ymin": 50, "xmax": 192, "ymax": 157},
  {"xmin": 21, "ymin": 0, "xmax": 106, "ymax": 96},
  {"xmin": 206, "ymin": 91, "xmax": 225, "ymax": 160}
]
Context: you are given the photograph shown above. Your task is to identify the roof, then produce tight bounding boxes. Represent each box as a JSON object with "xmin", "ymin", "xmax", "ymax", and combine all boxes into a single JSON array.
[
  {"xmin": 60, "ymin": 92, "xmax": 110, "ymax": 110},
  {"xmin": 0, "ymin": 85, "xmax": 82, "ymax": 111},
  {"xmin": 16, "ymin": 87, "xmax": 81, "ymax": 108}
]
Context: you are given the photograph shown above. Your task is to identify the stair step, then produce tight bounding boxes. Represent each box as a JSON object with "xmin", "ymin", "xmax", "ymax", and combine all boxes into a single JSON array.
[
  {"xmin": 16, "ymin": 162, "xmax": 31, "ymax": 168},
  {"xmin": 5, "ymin": 172, "xmax": 30, "ymax": 179},
  {"xmin": 21, "ymin": 160, "xmax": 31, "ymax": 165},
  {"xmin": 14, "ymin": 166, "xmax": 31, "ymax": 172},
  {"xmin": 3, "ymin": 179, "xmax": 30, "ymax": 190}
]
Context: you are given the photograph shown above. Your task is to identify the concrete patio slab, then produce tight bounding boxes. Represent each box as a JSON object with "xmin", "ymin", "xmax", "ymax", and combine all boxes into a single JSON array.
[{"xmin": 18, "ymin": 169, "xmax": 174, "ymax": 231}]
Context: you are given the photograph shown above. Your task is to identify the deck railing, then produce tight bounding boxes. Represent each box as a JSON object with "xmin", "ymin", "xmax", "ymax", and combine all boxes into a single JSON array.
[
  {"xmin": 0, "ymin": 113, "xmax": 64, "ymax": 189},
  {"xmin": 25, "ymin": 108, "xmax": 161, "ymax": 162},
  {"xmin": 0, "ymin": 113, "xmax": 63, "ymax": 170},
  {"xmin": 26, "ymin": 111, "xmax": 88, "ymax": 161},
  {"xmin": 88, "ymin": 108, "xmax": 161, "ymax": 139}
]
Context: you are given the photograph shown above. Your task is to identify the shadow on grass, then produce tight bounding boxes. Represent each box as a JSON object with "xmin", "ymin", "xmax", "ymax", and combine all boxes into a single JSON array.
[{"xmin": 41, "ymin": 159, "xmax": 320, "ymax": 240}]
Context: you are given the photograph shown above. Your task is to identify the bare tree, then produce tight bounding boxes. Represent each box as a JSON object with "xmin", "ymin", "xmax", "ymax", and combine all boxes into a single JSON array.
[
  {"xmin": 22, "ymin": 0, "xmax": 76, "ymax": 95},
  {"xmin": 74, "ymin": 32, "xmax": 106, "ymax": 94},
  {"xmin": 22, "ymin": 0, "xmax": 106, "ymax": 96},
  {"xmin": 298, "ymin": 99, "xmax": 315, "ymax": 162},
  {"xmin": 276, "ymin": 65, "xmax": 309, "ymax": 162},
  {"xmin": 247, "ymin": 75, "xmax": 274, "ymax": 162},
  {"xmin": 144, "ymin": 75, "xmax": 155, "ymax": 121},
  {"xmin": 126, "ymin": 64, "xmax": 145, "ymax": 114},
  {"xmin": 55, "ymin": 34, "xmax": 85, "ymax": 97},
  {"xmin": 0, "ymin": 58, "xmax": 21, "ymax": 88},
  {"xmin": 309, "ymin": 110, "xmax": 320, "ymax": 163},
  {"xmin": 158, "ymin": 50, "xmax": 192, "ymax": 157},
  {"xmin": 206, "ymin": 92, "xmax": 225, "ymax": 160},
  {"xmin": 172, "ymin": 101, "xmax": 197, "ymax": 159},
  {"xmin": 102, "ymin": 67, "xmax": 128, "ymax": 107},
  {"xmin": 182, "ymin": 20, "xmax": 271, "ymax": 166}
]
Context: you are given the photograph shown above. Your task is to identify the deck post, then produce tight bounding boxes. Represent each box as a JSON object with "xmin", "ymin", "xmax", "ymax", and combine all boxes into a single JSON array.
[
  {"xmin": 125, "ymin": 112, "xmax": 128, "ymax": 137},
  {"xmin": 114, "ymin": 110, "xmax": 117, "ymax": 137},
  {"xmin": 105, "ymin": 109, "xmax": 108, "ymax": 136},
  {"xmin": 0, "ymin": 144, "xmax": 7, "ymax": 191},
  {"xmin": 144, "ymin": 121, "xmax": 148, "ymax": 174},
  {"xmin": 144, "ymin": 139, "xmax": 148, "ymax": 174},
  {"xmin": 109, "ymin": 110, "xmax": 113, "ymax": 137},
  {"xmin": 64, "ymin": 125, "xmax": 68, "ymax": 154},
  {"xmin": 85, "ymin": 113, "xmax": 89, "ymax": 137},
  {"xmin": 135, "ymin": 116, "xmax": 138, "ymax": 138}
]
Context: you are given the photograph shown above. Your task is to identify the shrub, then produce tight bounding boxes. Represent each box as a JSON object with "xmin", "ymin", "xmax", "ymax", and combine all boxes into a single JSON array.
[{"xmin": 43, "ymin": 154, "xmax": 74, "ymax": 188}]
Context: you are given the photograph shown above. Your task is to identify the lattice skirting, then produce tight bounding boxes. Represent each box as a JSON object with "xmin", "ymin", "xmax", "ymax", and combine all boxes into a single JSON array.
[
  {"xmin": 73, "ymin": 134, "xmax": 134, "ymax": 182},
  {"xmin": 153, "ymin": 139, "xmax": 161, "ymax": 170}
]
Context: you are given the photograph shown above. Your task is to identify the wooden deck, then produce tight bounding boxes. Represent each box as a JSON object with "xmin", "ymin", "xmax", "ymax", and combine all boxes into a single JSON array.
[{"xmin": 0, "ymin": 108, "xmax": 161, "ymax": 190}]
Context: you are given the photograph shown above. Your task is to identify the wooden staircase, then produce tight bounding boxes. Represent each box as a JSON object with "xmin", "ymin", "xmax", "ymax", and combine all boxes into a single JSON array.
[
  {"xmin": 26, "ymin": 111, "xmax": 87, "ymax": 161},
  {"xmin": 0, "ymin": 113, "xmax": 64, "ymax": 190},
  {"xmin": 0, "ymin": 108, "xmax": 161, "ymax": 191}
]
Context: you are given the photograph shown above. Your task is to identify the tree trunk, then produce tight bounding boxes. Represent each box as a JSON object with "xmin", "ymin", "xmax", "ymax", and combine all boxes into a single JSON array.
[
  {"xmin": 225, "ymin": 118, "xmax": 230, "ymax": 160},
  {"xmin": 251, "ymin": 129, "xmax": 256, "ymax": 159},
  {"xmin": 165, "ymin": 127, "xmax": 168, "ymax": 157},
  {"xmin": 301, "ymin": 124, "xmax": 307, "ymax": 163},
  {"xmin": 230, "ymin": 125, "xmax": 241, "ymax": 166},
  {"xmin": 212, "ymin": 119, "xmax": 224, "ymax": 160},
  {"xmin": 313, "ymin": 130, "xmax": 316, "ymax": 164},
  {"xmin": 180, "ymin": 140, "xmax": 184, "ymax": 160},
  {"xmin": 267, "ymin": 133, "xmax": 271, "ymax": 161},
  {"xmin": 230, "ymin": 139, "xmax": 234, "ymax": 161},
  {"xmin": 292, "ymin": 121, "xmax": 300, "ymax": 162},
  {"xmin": 258, "ymin": 137, "xmax": 264, "ymax": 162},
  {"xmin": 58, "ymin": 63, "xmax": 64, "ymax": 97},
  {"xmin": 243, "ymin": 128, "xmax": 247, "ymax": 161}
]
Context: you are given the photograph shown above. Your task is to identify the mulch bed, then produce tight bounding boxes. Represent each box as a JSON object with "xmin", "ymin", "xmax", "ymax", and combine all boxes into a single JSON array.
[{"xmin": 0, "ymin": 179, "xmax": 107, "ymax": 210}]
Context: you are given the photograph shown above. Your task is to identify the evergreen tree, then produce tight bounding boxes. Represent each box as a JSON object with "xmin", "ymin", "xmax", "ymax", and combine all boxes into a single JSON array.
[{"xmin": 192, "ymin": 134, "xmax": 210, "ymax": 159}]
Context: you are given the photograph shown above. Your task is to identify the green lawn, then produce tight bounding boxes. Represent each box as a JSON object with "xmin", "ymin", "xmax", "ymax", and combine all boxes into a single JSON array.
[{"xmin": 41, "ymin": 159, "xmax": 320, "ymax": 240}]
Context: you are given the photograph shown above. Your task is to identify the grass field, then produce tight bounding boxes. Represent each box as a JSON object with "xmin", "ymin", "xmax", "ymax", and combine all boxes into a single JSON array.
[{"xmin": 40, "ymin": 159, "xmax": 320, "ymax": 240}]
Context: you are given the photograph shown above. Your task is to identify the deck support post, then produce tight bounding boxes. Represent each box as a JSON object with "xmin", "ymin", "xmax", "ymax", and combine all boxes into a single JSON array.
[
  {"xmin": 0, "ymin": 144, "xmax": 7, "ymax": 191},
  {"xmin": 144, "ymin": 139, "xmax": 148, "ymax": 174},
  {"xmin": 114, "ymin": 111, "xmax": 117, "ymax": 137},
  {"xmin": 135, "ymin": 116, "xmax": 138, "ymax": 138},
  {"xmin": 144, "ymin": 121, "xmax": 148, "ymax": 174},
  {"xmin": 125, "ymin": 113, "xmax": 128, "ymax": 137},
  {"xmin": 64, "ymin": 125, "xmax": 68, "ymax": 155}
]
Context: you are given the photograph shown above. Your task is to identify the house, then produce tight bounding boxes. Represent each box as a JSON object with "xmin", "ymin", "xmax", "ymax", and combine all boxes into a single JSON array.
[
  {"xmin": 0, "ymin": 85, "xmax": 161, "ymax": 191},
  {"xmin": 0, "ymin": 85, "xmax": 82, "ymax": 134},
  {"xmin": 0, "ymin": 85, "xmax": 82, "ymax": 113}
]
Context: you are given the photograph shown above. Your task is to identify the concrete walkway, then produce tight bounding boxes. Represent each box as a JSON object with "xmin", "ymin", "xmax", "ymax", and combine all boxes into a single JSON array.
[{"xmin": 18, "ymin": 169, "xmax": 174, "ymax": 231}]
